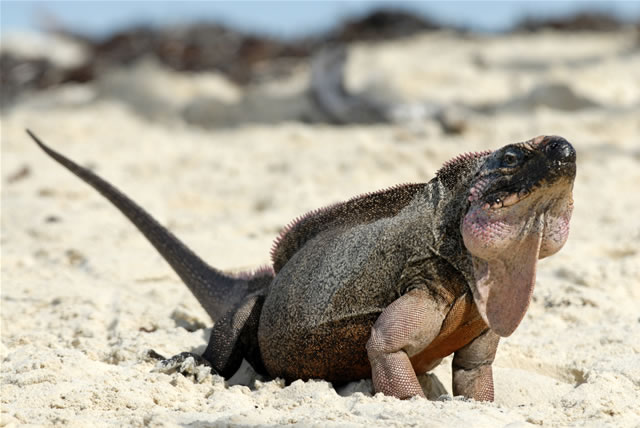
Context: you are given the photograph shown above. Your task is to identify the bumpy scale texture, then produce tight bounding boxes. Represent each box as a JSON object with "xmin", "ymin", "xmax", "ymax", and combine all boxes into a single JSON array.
[{"xmin": 29, "ymin": 131, "xmax": 576, "ymax": 401}]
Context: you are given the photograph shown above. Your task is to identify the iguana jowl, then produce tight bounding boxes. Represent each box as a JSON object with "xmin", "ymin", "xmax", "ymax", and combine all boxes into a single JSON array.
[{"xmin": 28, "ymin": 131, "xmax": 576, "ymax": 401}]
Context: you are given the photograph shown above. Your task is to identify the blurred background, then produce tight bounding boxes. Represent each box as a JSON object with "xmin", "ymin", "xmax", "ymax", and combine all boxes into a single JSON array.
[
  {"xmin": 4, "ymin": 1, "xmax": 639, "ymax": 37},
  {"xmin": 2, "ymin": 1, "xmax": 639, "ymax": 127}
]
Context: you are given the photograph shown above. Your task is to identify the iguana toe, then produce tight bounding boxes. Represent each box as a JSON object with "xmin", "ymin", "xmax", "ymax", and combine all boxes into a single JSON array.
[{"xmin": 150, "ymin": 351, "xmax": 217, "ymax": 380}]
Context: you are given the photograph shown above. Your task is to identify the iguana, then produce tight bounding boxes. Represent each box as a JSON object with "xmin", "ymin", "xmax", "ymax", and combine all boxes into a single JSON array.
[{"xmin": 28, "ymin": 131, "xmax": 576, "ymax": 401}]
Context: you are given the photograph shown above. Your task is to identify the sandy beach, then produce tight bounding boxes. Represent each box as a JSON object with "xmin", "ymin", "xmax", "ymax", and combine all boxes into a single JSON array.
[{"xmin": 2, "ymin": 28, "xmax": 639, "ymax": 427}]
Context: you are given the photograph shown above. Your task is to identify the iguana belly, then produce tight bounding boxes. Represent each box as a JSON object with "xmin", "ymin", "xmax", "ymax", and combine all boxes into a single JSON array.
[{"xmin": 409, "ymin": 292, "xmax": 488, "ymax": 374}]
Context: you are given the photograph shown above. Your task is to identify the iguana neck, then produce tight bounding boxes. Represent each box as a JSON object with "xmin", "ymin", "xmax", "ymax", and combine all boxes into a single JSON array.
[{"xmin": 416, "ymin": 155, "xmax": 489, "ymax": 286}]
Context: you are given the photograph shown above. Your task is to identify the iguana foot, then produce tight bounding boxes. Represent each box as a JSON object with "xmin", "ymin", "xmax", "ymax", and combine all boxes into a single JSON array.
[{"xmin": 147, "ymin": 349, "xmax": 217, "ymax": 380}]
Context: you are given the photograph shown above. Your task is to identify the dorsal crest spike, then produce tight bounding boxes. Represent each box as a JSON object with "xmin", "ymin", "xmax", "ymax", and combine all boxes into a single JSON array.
[
  {"xmin": 270, "ymin": 182, "xmax": 425, "ymax": 270},
  {"xmin": 436, "ymin": 150, "xmax": 491, "ymax": 177},
  {"xmin": 231, "ymin": 264, "xmax": 275, "ymax": 280}
]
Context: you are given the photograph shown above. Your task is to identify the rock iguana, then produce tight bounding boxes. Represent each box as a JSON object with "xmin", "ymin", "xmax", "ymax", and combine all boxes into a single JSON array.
[{"xmin": 28, "ymin": 131, "xmax": 576, "ymax": 401}]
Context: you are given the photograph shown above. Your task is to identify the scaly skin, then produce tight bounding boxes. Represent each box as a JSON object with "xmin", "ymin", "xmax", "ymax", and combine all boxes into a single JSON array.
[{"xmin": 29, "ymin": 131, "xmax": 575, "ymax": 401}]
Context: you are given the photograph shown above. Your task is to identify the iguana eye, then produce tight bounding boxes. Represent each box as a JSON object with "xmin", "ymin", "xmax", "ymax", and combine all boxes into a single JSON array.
[{"xmin": 502, "ymin": 151, "xmax": 519, "ymax": 167}]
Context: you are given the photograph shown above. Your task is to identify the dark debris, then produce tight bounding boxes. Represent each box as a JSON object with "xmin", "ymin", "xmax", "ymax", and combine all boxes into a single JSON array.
[
  {"xmin": 2, "ymin": 9, "xmax": 637, "ymax": 108},
  {"xmin": 2, "ymin": 9, "xmax": 439, "ymax": 106},
  {"xmin": 6, "ymin": 164, "xmax": 31, "ymax": 183},
  {"xmin": 514, "ymin": 12, "xmax": 638, "ymax": 32}
]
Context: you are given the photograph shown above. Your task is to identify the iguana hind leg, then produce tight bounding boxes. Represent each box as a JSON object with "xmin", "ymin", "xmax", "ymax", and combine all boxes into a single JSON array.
[
  {"xmin": 154, "ymin": 292, "xmax": 267, "ymax": 379},
  {"xmin": 202, "ymin": 291, "xmax": 267, "ymax": 377},
  {"xmin": 366, "ymin": 289, "xmax": 446, "ymax": 399}
]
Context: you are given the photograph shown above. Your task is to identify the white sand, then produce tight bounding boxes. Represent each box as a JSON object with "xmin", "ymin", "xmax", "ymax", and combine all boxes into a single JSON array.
[{"xmin": 2, "ymin": 30, "xmax": 639, "ymax": 427}]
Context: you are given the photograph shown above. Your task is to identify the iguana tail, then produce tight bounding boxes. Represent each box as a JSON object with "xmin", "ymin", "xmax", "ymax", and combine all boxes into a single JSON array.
[{"xmin": 27, "ymin": 130, "xmax": 273, "ymax": 322}]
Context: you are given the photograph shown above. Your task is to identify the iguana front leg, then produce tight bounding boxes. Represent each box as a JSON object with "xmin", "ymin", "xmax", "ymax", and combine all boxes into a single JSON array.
[
  {"xmin": 452, "ymin": 328, "xmax": 499, "ymax": 401},
  {"xmin": 366, "ymin": 289, "xmax": 446, "ymax": 399}
]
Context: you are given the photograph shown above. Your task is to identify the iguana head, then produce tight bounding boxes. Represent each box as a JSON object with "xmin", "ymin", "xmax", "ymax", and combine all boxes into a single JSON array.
[{"xmin": 461, "ymin": 135, "xmax": 576, "ymax": 337}]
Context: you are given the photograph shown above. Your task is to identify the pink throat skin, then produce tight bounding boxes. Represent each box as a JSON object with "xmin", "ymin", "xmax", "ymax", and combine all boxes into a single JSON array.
[
  {"xmin": 462, "ymin": 183, "xmax": 573, "ymax": 261},
  {"xmin": 460, "ymin": 180, "xmax": 574, "ymax": 337}
]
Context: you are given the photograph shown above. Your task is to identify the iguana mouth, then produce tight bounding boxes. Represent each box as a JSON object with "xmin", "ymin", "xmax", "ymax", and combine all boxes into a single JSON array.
[
  {"xmin": 469, "ymin": 176, "xmax": 535, "ymax": 210},
  {"xmin": 485, "ymin": 188, "xmax": 531, "ymax": 210}
]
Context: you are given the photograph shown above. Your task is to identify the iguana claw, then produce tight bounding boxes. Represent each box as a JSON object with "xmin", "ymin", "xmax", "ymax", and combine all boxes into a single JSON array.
[{"xmin": 148, "ymin": 350, "xmax": 217, "ymax": 379}]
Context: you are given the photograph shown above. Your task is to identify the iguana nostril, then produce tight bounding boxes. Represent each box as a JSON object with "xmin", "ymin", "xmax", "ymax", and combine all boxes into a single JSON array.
[{"xmin": 546, "ymin": 137, "xmax": 576, "ymax": 163}]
